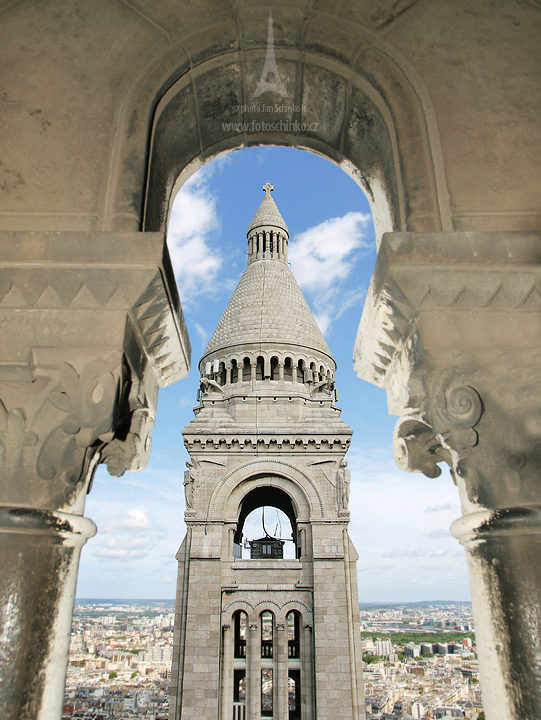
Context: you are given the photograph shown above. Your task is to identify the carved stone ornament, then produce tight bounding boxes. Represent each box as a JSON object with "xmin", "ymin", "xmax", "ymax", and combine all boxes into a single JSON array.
[
  {"xmin": 35, "ymin": 352, "xmax": 127, "ymax": 486},
  {"xmin": 0, "ymin": 401, "xmax": 37, "ymax": 477},
  {"xmin": 48, "ymin": 355, "xmax": 123, "ymax": 448},
  {"xmin": 100, "ymin": 409, "xmax": 155, "ymax": 477},
  {"xmin": 393, "ymin": 417, "xmax": 452, "ymax": 479},
  {"xmin": 426, "ymin": 375, "xmax": 483, "ymax": 450}
]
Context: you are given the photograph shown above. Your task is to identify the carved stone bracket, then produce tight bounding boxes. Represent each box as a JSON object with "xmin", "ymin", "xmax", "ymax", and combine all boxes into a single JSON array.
[{"xmin": 393, "ymin": 416, "xmax": 451, "ymax": 478}]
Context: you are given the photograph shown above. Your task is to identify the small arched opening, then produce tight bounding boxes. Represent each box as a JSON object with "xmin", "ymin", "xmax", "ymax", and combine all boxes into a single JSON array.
[
  {"xmin": 270, "ymin": 356, "xmax": 279, "ymax": 381},
  {"xmin": 284, "ymin": 357, "xmax": 293, "ymax": 381},
  {"xmin": 234, "ymin": 485, "xmax": 299, "ymax": 559},
  {"xmin": 231, "ymin": 359, "xmax": 238, "ymax": 384},
  {"xmin": 242, "ymin": 357, "xmax": 251, "ymax": 382}
]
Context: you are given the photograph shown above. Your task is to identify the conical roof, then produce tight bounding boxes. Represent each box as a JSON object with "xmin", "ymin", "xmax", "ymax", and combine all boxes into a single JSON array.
[
  {"xmin": 247, "ymin": 182, "xmax": 288, "ymax": 236},
  {"xmin": 201, "ymin": 259, "xmax": 332, "ymax": 361}
]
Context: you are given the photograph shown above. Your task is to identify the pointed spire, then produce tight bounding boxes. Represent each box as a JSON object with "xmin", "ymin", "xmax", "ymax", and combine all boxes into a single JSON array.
[{"xmin": 247, "ymin": 182, "xmax": 289, "ymax": 265}]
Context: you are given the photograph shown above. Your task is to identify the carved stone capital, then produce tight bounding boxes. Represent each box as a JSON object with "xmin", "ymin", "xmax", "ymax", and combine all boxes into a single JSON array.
[
  {"xmin": 356, "ymin": 231, "xmax": 541, "ymax": 509},
  {"xmin": 0, "ymin": 231, "xmax": 190, "ymax": 511}
]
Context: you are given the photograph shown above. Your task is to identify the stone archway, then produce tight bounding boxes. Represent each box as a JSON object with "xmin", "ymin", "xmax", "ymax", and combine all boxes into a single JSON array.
[
  {"xmin": 104, "ymin": 14, "xmax": 450, "ymax": 241},
  {"xmin": 0, "ymin": 3, "xmax": 540, "ymax": 719}
]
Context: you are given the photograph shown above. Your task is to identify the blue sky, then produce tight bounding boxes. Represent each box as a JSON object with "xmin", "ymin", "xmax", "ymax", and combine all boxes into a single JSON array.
[{"xmin": 76, "ymin": 146, "xmax": 471, "ymax": 602}]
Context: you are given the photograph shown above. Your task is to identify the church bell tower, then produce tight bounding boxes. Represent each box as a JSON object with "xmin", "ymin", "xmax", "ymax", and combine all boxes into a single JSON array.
[{"xmin": 170, "ymin": 183, "xmax": 364, "ymax": 720}]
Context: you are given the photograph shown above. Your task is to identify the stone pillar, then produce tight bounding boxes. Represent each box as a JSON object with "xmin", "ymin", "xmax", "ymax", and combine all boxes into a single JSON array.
[
  {"xmin": 247, "ymin": 620, "xmax": 261, "ymax": 720},
  {"xmin": 0, "ymin": 230, "xmax": 190, "ymax": 720},
  {"xmin": 221, "ymin": 624, "xmax": 233, "ymax": 720},
  {"xmin": 275, "ymin": 621, "xmax": 288, "ymax": 720},
  {"xmin": 301, "ymin": 620, "xmax": 314, "ymax": 720},
  {"xmin": 0, "ymin": 508, "xmax": 96, "ymax": 720},
  {"xmin": 354, "ymin": 231, "xmax": 541, "ymax": 720},
  {"xmin": 278, "ymin": 362, "xmax": 284, "ymax": 381}
]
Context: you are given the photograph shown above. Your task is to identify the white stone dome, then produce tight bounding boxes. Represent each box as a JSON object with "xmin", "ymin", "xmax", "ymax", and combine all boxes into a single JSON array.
[{"xmin": 201, "ymin": 258, "xmax": 332, "ymax": 362}]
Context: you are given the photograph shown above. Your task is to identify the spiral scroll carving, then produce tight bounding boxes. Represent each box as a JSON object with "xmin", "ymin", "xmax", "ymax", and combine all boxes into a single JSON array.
[
  {"xmin": 427, "ymin": 379, "xmax": 483, "ymax": 451},
  {"xmin": 445, "ymin": 385, "xmax": 483, "ymax": 429}
]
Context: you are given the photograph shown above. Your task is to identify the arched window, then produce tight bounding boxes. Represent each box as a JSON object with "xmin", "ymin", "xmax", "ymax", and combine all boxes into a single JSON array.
[
  {"xmin": 287, "ymin": 611, "xmax": 300, "ymax": 658},
  {"xmin": 233, "ymin": 610, "xmax": 247, "ymax": 658},
  {"xmin": 261, "ymin": 611, "xmax": 273, "ymax": 658},
  {"xmin": 231, "ymin": 359, "xmax": 238, "ymax": 383},
  {"xmin": 297, "ymin": 359, "xmax": 304, "ymax": 383},
  {"xmin": 219, "ymin": 362, "xmax": 226, "ymax": 386},
  {"xmin": 284, "ymin": 357, "xmax": 293, "ymax": 381},
  {"xmin": 242, "ymin": 357, "xmax": 251, "ymax": 382},
  {"xmin": 270, "ymin": 356, "xmax": 278, "ymax": 380},
  {"xmin": 256, "ymin": 356, "xmax": 264, "ymax": 381}
]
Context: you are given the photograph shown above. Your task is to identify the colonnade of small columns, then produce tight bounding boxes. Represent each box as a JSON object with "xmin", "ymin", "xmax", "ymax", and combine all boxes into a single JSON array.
[
  {"xmin": 221, "ymin": 607, "xmax": 313, "ymax": 720},
  {"xmin": 201, "ymin": 356, "xmax": 334, "ymax": 388},
  {"xmin": 247, "ymin": 228, "xmax": 288, "ymax": 264}
]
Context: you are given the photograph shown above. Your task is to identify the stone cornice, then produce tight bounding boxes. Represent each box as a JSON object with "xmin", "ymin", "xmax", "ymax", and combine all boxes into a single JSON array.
[
  {"xmin": 183, "ymin": 434, "xmax": 352, "ymax": 451},
  {"xmin": 0, "ymin": 231, "xmax": 190, "ymax": 387},
  {"xmin": 354, "ymin": 231, "xmax": 541, "ymax": 392}
]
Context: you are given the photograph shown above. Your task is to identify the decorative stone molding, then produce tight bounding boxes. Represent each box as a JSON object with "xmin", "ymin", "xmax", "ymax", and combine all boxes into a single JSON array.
[{"xmin": 184, "ymin": 434, "xmax": 351, "ymax": 451}]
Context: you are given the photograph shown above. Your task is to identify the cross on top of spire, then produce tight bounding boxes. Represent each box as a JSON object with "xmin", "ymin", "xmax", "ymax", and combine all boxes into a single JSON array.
[{"xmin": 263, "ymin": 181, "xmax": 274, "ymax": 197}]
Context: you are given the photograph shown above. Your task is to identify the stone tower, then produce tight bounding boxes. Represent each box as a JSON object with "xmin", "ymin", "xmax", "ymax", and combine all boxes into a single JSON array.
[{"xmin": 170, "ymin": 184, "xmax": 364, "ymax": 720}]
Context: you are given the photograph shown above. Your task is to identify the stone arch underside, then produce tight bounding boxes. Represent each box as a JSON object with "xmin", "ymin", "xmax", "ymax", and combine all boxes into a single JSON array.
[{"xmin": 105, "ymin": 15, "xmax": 448, "ymax": 240}]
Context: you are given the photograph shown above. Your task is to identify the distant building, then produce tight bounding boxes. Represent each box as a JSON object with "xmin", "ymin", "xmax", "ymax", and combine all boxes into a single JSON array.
[
  {"xmin": 404, "ymin": 643, "xmax": 420, "ymax": 658},
  {"xmin": 375, "ymin": 638, "xmax": 393, "ymax": 657}
]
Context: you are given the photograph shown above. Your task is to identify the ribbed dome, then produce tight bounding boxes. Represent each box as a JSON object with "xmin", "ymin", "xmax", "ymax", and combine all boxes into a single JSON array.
[
  {"xmin": 247, "ymin": 188, "xmax": 288, "ymax": 236},
  {"xmin": 201, "ymin": 259, "xmax": 332, "ymax": 361}
]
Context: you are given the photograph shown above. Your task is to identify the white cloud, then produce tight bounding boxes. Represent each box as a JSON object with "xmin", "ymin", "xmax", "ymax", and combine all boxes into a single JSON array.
[
  {"xmin": 194, "ymin": 323, "xmax": 209, "ymax": 350},
  {"xmin": 382, "ymin": 548, "xmax": 427, "ymax": 558},
  {"xmin": 424, "ymin": 529, "xmax": 451, "ymax": 539},
  {"xmin": 99, "ymin": 508, "xmax": 152, "ymax": 533},
  {"xmin": 424, "ymin": 502, "xmax": 457, "ymax": 513},
  {"xmin": 288, "ymin": 212, "xmax": 372, "ymax": 335},
  {"xmin": 93, "ymin": 508, "xmax": 165, "ymax": 562},
  {"xmin": 167, "ymin": 173, "xmax": 222, "ymax": 308}
]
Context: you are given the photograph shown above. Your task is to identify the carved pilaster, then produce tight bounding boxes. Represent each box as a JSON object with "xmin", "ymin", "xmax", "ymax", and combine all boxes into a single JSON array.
[{"xmin": 354, "ymin": 231, "xmax": 541, "ymax": 720}]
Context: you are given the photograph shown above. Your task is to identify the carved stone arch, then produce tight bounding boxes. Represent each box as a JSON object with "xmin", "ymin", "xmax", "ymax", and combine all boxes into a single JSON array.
[
  {"xmin": 222, "ymin": 600, "xmax": 253, "ymax": 626},
  {"xmin": 281, "ymin": 600, "xmax": 313, "ymax": 624},
  {"xmin": 208, "ymin": 458, "xmax": 325, "ymax": 521},
  {"xmin": 103, "ymin": 12, "xmax": 449, "ymax": 238}
]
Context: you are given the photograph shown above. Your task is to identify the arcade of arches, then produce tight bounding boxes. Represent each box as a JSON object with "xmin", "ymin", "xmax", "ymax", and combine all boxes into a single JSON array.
[{"xmin": 0, "ymin": 2, "xmax": 540, "ymax": 720}]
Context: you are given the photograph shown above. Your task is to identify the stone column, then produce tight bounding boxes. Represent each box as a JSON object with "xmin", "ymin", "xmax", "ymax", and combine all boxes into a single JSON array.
[
  {"xmin": 275, "ymin": 621, "xmax": 288, "ymax": 720},
  {"xmin": 301, "ymin": 620, "xmax": 314, "ymax": 720},
  {"xmin": 221, "ymin": 623, "xmax": 233, "ymax": 720},
  {"xmin": 0, "ymin": 230, "xmax": 190, "ymax": 720},
  {"xmin": 354, "ymin": 231, "xmax": 541, "ymax": 720},
  {"xmin": 247, "ymin": 620, "xmax": 261, "ymax": 720},
  {"xmin": 278, "ymin": 362, "xmax": 284, "ymax": 381}
]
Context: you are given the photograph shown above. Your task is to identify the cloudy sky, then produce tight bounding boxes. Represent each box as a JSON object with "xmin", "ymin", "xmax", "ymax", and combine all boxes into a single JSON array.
[{"xmin": 76, "ymin": 147, "xmax": 471, "ymax": 603}]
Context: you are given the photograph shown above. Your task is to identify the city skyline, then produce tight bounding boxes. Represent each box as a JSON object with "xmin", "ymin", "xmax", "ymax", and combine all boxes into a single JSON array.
[{"xmin": 76, "ymin": 146, "xmax": 471, "ymax": 603}]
